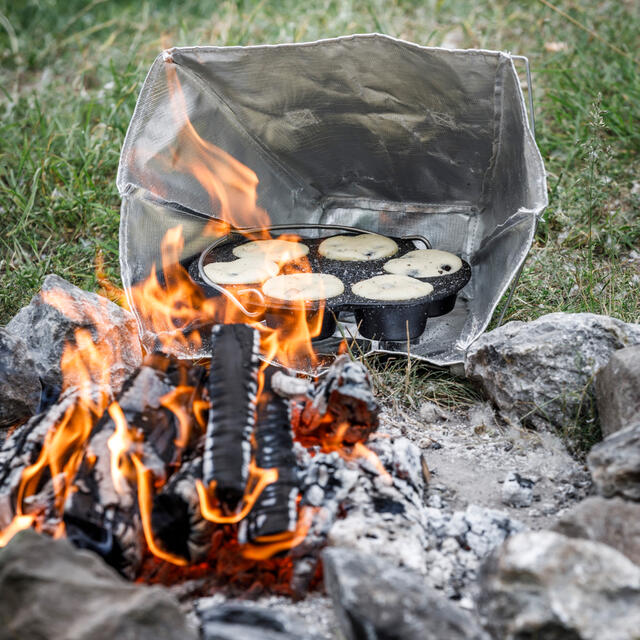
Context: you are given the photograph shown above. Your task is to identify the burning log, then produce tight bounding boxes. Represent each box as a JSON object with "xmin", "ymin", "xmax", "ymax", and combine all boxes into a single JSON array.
[
  {"xmin": 62, "ymin": 409, "xmax": 143, "ymax": 579},
  {"xmin": 0, "ymin": 393, "xmax": 78, "ymax": 533},
  {"xmin": 204, "ymin": 324, "xmax": 260, "ymax": 511},
  {"xmin": 240, "ymin": 367, "xmax": 299, "ymax": 545},
  {"xmin": 64, "ymin": 355, "xmax": 206, "ymax": 577},
  {"xmin": 297, "ymin": 355, "xmax": 380, "ymax": 445},
  {"xmin": 150, "ymin": 455, "xmax": 215, "ymax": 565}
]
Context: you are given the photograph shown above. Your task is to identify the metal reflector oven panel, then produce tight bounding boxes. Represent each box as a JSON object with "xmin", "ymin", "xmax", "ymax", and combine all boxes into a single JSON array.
[{"xmin": 117, "ymin": 34, "xmax": 547, "ymax": 365}]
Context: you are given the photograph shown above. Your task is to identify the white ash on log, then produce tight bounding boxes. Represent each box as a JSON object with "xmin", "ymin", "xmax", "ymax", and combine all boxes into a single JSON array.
[
  {"xmin": 204, "ymin": 324, "xmax": 260, "ymax": 512},
  {"xmin": 297, "ymin": 355, "xmax": 379, "ymax": 445},
  {"xmin": 239, "ymin": 367, "xmax": 299, "ymax": 545},
  {"xmin": 271, "ymin": 371, "xmax": 313, "ymax": 402},
  {"xmin": 63, "ymin": 415, "xmax": 142, "ymax": 578},
  {"xmin": 287, "ymin": 449, "xmax": 359, "ymax": 597}
]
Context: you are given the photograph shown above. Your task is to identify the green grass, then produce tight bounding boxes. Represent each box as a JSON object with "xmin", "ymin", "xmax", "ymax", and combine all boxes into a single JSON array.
[
  {"xmin": 365, "ymin": 353, "xmax": 484, "ymax": 413},
  {"xmin": 1, "ymin": 1, "xmax": 638, "ymax": 440},
  {"xmin": 1, "ymin": 0, "xmax": 638, "ymax": 325}
]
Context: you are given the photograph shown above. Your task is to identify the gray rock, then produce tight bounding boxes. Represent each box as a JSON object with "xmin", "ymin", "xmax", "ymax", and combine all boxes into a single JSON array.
[
  {"xmin": 588, "ymin": 420, "xmax": 640, "ymax": 500},
  {"xmin": 0, "ymin": 529, "xmax": 197, "ymax": 640},
  {"xmin": 596, "ymin": 345, "xmax": 640, "ymax": 437},
  {"xmin": 323, "ymin": 547, "xmax": 489, "ymax": 640},
  {"xmin": 195, "ymin": 602, "xmax": 318, "ymax": 640},
  {"xmin": 0, "ymin": 329, "xmax": 41, "ymax": 429},
  {"xmin": 553, "ymin": 496, "xmax": 640, "ymax": 565},
  {"xmin": 465, "ymin": 312, "xmax": 640, "ymax": 432},
  {"xmin": 5, "ymin": 274, "xmax": 141, "ymax": 394},
  {"xmin": 501, "ymin": 471, "xmax": 535, "ymax": 508},
  {"xmin": 477, "ymin": 530, "xmax": 640, "ymax": 640}
]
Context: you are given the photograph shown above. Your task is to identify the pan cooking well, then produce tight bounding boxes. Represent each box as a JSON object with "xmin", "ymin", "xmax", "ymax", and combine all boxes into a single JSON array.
[{"xmin": 189, "ymin": 232, "xmax": 471, "ymax": 342}]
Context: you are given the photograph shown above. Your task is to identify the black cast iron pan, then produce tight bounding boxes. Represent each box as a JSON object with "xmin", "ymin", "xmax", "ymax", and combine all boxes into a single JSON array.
[{"xmin": 188, "ymin": 224, "xmax": 471, "ymax": 342}]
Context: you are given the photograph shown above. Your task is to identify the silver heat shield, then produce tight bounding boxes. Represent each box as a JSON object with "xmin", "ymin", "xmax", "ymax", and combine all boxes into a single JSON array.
[{"xmin": 117, "ymin": 34, "xmax": 547, "ymax": 365}]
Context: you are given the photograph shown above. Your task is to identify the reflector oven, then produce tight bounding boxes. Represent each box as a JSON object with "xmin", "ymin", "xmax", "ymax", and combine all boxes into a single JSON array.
[{"xmin": 117, "ymin": 34, "xmax": 547, "ymax": 365}]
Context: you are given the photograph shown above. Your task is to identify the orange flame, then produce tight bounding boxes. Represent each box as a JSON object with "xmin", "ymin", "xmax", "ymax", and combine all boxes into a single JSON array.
[
  {"xmin": 196, "ymin": 461, "xmax": 278, "ymax": 525},
  {"xmin": 159, "ymin": 385, "xmax": 200, "ymax": 450},
  {"xmin": 132, "ymin": 454, "xmax": 189, "ymax": 567},
  {"xmin": 0, "ymin": 297, "xmax": 119, "ymax": 545},
  {"xmin": 239, "ymin": 506, "xmax": 316, "ymax": 561},
  {"xmin": 106, "ymin": 402, "xmax": 139, "ymax": 495},
  {"xmin": 125, "ymin": 51, "xmax": 324, "ymax": 370},
  {"xmin": 314, "ymin": 421, "xmax": 392, "ymax": 485},
  {"xmin": 164, "ymin": 63, "xmax": 270, "ymax": 234},
  {"xmin": 0, "ymin": 515, "xmax": 36, "ymax": 547}
]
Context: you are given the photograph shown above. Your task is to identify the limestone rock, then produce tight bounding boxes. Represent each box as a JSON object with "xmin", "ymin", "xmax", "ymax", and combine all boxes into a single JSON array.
[
  {"xmin": 323, "ymin": 547, "xmax": 489, "ymax": 640},
  {"xmin": 0, "ymin": 529, "xmax": 197, "ymax": 640},
  {"xmin": 553, "ymin": 496, "xmax": 640, "ymax": 565},
  {"xmin": 477, "ymin": 530, "xmax": 640, "ymax": 640},
  {"xmin": 0, "ymin": 329, "xmax": 41, "ymax": 429},
  {"xmin": 596, "ymin": 345, "xmax": 640, "ymax": 437},
  {"xmin": 465, "ymin": 312, "xmax": 640, "ymax": 432},
  {"xmin": 588, "ymin": 420, "xmax": 640, "ymax": 500},
  {"xmin": 5, "ymin": 274, "xmax": 141, "ymax": 395}
]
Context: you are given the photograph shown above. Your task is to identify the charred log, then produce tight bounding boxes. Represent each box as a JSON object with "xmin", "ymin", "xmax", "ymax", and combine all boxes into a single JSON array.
[
  {"xmin": 118, "ymin": 354, "xmax": 205, "ymax": 468},
  {"xmin": 204, "ymin": 324, "xmax": 260, "ymax": 512},
  {"xmin": 271, "ymin": 370, "xmax": 313, "ymax": 401},
  {"xmin": 298, "ymin": 355, "xmax": 379, "ymax": 444},
  {"xmin": 240, "ymin": 367, "xmax": 299, "ymax": 545},
  {"xmin": 64, "ymin": 356, "xmax": 206, "ymax": 577},
  {"xmin": 0, "ymin": 392, "xmax": 78, "ymax": 530},
  {"xmin": 63, "ymin": 412, "xmax": 143, "ymax": 578},
  {"xmin": 151, "ymin": 456, "xmax": 215, "ymax": 564}
]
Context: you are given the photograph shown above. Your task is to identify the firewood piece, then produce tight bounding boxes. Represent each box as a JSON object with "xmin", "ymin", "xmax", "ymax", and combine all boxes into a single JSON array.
[
  {"xmin": 64, "ymin": 358, "xmax": 201, "ymax": 577},
  {"xmin": 0, "ymin": 392, "xmax": 78, "ymax": 530},
  {"xmin": 300, "ymin": 355, "xmax": 379, "ymax": 444},
  {"xmin": 63, "ymin": 414, "xmax": 143, "ymax": 579},
  {"xmin": 271, "ymin": 370, "xmax": 314, "ymax": 401},
  {"xmin": 204, "ymin": 324, "xmax": 260, "ymax": 511},
  {"xmin": 151, "ymin": 456, "xmax": 215, "ymax": 564},
  {"xmin": 241, "ymin": 368, "xmax": 299, "ymax": 544}
]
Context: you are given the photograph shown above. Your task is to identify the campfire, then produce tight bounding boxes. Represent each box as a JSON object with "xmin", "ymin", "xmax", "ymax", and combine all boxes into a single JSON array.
[
  {"xmin": 0, "ymin": 37, "xmax": 542, "ymax": 607},
  {"xmin": 0, "ymin": 66, "xmax": 382, "ymax": 596},
  {"xmin": 0, "ymin": 233, "xmax": 381, "ymax": 598}
]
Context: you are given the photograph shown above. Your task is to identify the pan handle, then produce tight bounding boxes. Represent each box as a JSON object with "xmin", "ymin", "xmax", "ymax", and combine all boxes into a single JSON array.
[{"xmin": 230, "ymin": 222, "xmax": 431, "ymax": 248}]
